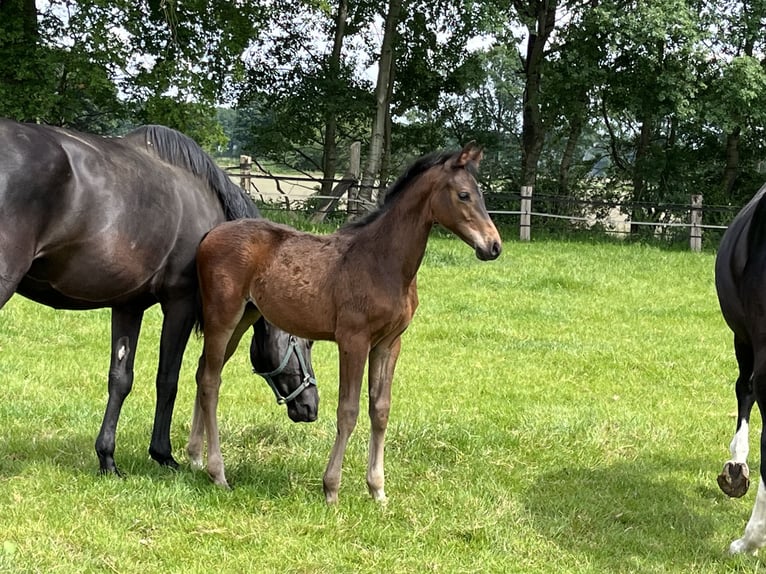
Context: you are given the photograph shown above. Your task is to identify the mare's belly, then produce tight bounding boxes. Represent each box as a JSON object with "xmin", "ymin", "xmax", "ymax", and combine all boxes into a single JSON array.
[{"xmin": 18, "ymin": 243, "xmax": 175, "ymax": 308}]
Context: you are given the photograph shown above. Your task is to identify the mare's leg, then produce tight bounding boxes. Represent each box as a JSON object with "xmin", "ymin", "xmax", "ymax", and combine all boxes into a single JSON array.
[
  {"xmin": 366, "ymin": 337, "xmax": 402, "ymax": 503},
  {"xmin": 719, "ymin": 338, "xmax": 755, "ymax": 498},
  {"xmin": 0, "ymin": 245, "xmax": 32, "ymax": 308},
  {"xmin": 187, "ymin": 307, "xmax": 259, "ymax": 487},
  {"xmin": 95, "ymin": 308, "xmax": 143, "ymax": 475},
  {"xmin": 147, "ymin": 297, "xmax": 196, "ymax": 469},
  {"xmin": 323, "ymin": 333, "xmax": 370, "ymax": 504},
  {"xmin": 731, "ymin": 362, "xmax": 766, "ymax": 554}
]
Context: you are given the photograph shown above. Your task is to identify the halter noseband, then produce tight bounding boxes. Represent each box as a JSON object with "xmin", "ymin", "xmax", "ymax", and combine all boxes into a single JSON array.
[{"xmin": 253, "ymin": 335, "xmax": 317, "ymax": 405}]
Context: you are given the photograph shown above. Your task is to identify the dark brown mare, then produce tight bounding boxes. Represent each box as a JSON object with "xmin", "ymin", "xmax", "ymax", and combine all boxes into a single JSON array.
[
  {"xmin": 188, "ymin": 143, "xmax": 501, "ymax": 502},
  {"xmin": 0, "ymin": 119, "xmax": 317, "ymax": 476}
]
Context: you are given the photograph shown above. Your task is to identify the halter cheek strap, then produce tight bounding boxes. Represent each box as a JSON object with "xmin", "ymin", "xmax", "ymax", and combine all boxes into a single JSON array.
[{"xmin": 253, "ymin": 336, "xmax": 317, "ymax": 405}]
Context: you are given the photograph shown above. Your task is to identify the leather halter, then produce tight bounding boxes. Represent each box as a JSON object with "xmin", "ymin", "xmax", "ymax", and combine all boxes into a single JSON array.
[{"xmin": 253, "ymin": 335, "xmax": 317, "ymax": 404}]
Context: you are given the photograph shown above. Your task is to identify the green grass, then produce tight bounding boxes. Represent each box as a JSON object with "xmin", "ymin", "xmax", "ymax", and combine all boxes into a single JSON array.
[{"xmin": 0, "ymin": 236, "xmax": 761, "ymax": 573}]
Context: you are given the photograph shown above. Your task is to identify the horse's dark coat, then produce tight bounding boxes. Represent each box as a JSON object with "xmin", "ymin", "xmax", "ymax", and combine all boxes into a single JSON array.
[
  {"xmin": 715, "ymin": 182, "xmax": 766, "ymax": 552},
  {"xmin": 0, "ymin": 119, "xmax": 317, "ymax": 476}
]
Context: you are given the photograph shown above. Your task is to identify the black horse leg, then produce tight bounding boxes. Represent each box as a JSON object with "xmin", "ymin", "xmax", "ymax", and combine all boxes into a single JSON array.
[
  {"xmin": 147, "ymin": 298, "xmax": 196, "ymax": 468},
  {"xmin": 719, "ymin": 338, "xmax": 755, "ymax": 497},
  {"xmin": 730, "ymin": 369, "xmax": 766, "ymax": 554},
  {"xmin": 95, "ymin": 307, "xmax": 144, "ymax": 475}
]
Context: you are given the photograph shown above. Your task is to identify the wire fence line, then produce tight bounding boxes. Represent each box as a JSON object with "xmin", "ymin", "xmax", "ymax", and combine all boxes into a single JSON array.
[{"xmin": 231, "ymin": 168, "xmax": 739, "ymax": 250}]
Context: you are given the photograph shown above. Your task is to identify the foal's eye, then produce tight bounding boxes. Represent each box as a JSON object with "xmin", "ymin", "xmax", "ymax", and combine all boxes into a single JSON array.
[{"xmin": 458, "ymin": 191, "xmax": 470, "ymax": 201}]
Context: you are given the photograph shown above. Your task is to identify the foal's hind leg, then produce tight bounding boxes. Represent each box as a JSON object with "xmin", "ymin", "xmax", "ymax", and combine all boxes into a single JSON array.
[
  {"xmin": 719, "ymin": 338, "xmax": 755, "ymax": 498},
  {"xmin": 188, "ymin": 307, "xmax": 259, "ymax": 488},
  {"xmin": 365, "ymin": 337, "xmax": 401, "ymax": 503},
  {"xmin": 95, "ymin": 308, "xmax": 143, "ymax": 475}
]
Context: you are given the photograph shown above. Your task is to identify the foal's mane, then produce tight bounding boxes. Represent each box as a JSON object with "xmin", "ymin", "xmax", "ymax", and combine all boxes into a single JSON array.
[
  {"xmin": 125, "ymin": 125, "xmax": 259, "ymax": 220},
  {"xmin": 343, "ymin": 149, "xmax": 457, "ymax": 230}
]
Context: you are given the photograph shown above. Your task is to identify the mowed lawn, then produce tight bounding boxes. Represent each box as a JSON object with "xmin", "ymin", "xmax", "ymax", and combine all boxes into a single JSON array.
[{"xmin": 0, "ymin": 235, "xmax": 759, "ymax": 573}]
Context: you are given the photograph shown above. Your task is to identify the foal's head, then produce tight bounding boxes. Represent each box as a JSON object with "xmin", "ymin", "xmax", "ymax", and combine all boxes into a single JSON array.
[
  {"xmin": 428, "ymin": 143, "xmax": 502, "ymax": 261},
  {"xmin": 250, "ymin": 319, "xmax": 319, "ymax": 423}
]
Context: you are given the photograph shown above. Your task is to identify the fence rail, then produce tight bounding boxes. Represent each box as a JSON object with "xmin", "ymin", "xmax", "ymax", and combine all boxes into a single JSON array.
[{"xmin": 231, "ymin": 156, "xmax": 738, "ymax": 251}]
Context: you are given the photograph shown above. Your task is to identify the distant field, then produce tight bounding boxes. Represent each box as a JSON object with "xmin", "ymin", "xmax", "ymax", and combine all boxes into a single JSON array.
[
  {"xmin": 218, "ymin": 158, "xmax": 324, "ymax": 204},
  {"xmin": 0, "ymin": 236, "xmax": 759, "ymax": 573}
]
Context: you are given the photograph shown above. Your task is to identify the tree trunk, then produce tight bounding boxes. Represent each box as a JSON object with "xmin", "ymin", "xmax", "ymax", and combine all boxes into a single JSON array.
[
  {"xmin": 630, "ymin": 116, "xmax": 652, "ymax": 236},
  {"xmin": 515, "ymin": 0, "xmax": 558, "ymax": 187},
  {"xmin": 355, "ymin": 0, "xmax": 402, "ymax": 217},
  {"xmin": 321, "ymin": 0, "xmax": 349, "ymax": 197},
  {"xmin": 557, "ymin": 114, "xmax": 583, "ymax": 197},
  {"xmin": 378, "ymin": 61, "xmax": 396, "ymax": 204},
  {"xmin": 722, "ymin": 126, "xmax": 741, "ymax": 199},
  {"xmin": 0, "ymin": 0, "xmax": 43, "ymax": 121}
]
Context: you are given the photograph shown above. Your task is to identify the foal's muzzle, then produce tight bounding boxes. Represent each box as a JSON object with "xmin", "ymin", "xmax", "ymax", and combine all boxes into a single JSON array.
[{"xmin": 476, "ymin": 239, "xmax": 502, "ymax": 261}]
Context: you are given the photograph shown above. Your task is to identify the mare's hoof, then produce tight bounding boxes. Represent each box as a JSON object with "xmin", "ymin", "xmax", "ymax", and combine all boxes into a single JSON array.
[
  {"xmin": 159, "ymin": 457, "xmax": 180, "ymax": 471},
  {"xmin": 98, "ymin": 466, "xmax": 125, "ymax": 478},
  {"xmin": 149, "ymin": 449, "xmax": 180, "ymax": 470},
  {"xmin": 718, "ymin": 461, "xmax": 750, "ymax": 498}
]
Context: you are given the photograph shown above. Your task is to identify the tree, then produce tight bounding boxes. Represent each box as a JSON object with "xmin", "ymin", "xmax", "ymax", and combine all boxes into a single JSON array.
[
  {"xmin": 356, "ymin": 0, "xmax": 402, "ymax": 213},
  {"xmin": 0, "ymin": 0, "xmax": 127, "ymax": 130}
]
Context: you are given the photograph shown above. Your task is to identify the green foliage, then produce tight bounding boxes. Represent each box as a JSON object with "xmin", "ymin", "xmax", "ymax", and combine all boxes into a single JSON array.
[{"xmin": 138, "ymin": 97, "xmax": 226, "ymax": 152}]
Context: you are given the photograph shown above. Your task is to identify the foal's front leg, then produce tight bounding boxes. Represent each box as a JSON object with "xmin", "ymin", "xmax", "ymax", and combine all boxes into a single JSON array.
[
  {"xmin": 323, "ymin": 333, "xmax": 369, "ymax": 504},
  {"xmin": 366, "ymin": 337, "xmax": 401, "ymax": 503}
]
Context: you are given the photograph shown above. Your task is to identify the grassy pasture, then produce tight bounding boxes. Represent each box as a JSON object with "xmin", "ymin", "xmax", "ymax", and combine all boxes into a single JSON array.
[{"xmin": 0, "ymin": 235, "xmax": 760, "ymax": 573}]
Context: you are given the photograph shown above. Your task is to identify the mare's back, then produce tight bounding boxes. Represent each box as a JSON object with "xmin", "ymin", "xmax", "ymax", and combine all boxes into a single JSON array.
[{"xmin": 0, "ymin": 120, "xmax": 225, "ymax": 308}]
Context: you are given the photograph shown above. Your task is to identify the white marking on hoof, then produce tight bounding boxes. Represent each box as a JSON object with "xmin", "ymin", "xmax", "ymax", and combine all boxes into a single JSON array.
[
  {"xmin": 730, "ymin": 538, "xmax": 758, "ymax": 555},
  {"xmin": 732, "ymin": 478, "xmax": 766, "ymax": 554}
]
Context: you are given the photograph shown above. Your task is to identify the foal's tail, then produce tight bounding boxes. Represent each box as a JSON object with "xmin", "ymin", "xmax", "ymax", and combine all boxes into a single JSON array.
[
  {"xmin": 192, "ymin": 232, "xmax": 209, "ymax": 337},
  {"xmin": 193, "ymin": 290, "xmax": 204, "ymax": 337}
]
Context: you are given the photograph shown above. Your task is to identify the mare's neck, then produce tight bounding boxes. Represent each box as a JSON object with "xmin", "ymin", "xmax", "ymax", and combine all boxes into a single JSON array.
[{"xmin": 357, "ymin": 180, "xmax": 435, "ymax": 284}]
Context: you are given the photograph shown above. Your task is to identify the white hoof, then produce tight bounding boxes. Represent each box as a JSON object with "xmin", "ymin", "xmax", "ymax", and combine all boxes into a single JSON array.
[{"xmin": 730, "ymin": 538, "xmax": 759, "ymax": 555}]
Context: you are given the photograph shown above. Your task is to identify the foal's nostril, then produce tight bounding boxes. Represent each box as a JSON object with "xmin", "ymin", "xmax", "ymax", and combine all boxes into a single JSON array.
[{"xmin": 491, "ymin": 241, "xmax": 502, "ymax": 258}]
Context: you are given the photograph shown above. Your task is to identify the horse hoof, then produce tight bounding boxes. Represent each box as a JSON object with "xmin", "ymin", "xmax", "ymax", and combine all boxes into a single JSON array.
[
  {"xmin": 730, "ymin": 537, "xmax": 760, "ymax": 555},
  {"xmin": 98, "ymin": 466, "xmax": 125, "ymax": 479},
  {"xmin": 718, "ymin": 461, "xmax": 750, "ymax": 498},
  {"xmin": 149, "ymin": 448, "xmax": 179, "ymax": 470},
  {"xmin": 324, "ymin": 491, "xmax": 339, "ymax": 505},
  {"xmin": 159, "ymin": 457, "xmax": 180, "ymax": 471}
]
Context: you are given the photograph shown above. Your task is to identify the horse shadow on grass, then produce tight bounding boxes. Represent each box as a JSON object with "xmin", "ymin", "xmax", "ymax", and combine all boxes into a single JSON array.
[
  {"xmin": 522, "ymin": 453, "xmax": 744, "ymax": 570},
  {"xmin": 0, "ymin": 421, "xmax": 323, "ymax": 500}
]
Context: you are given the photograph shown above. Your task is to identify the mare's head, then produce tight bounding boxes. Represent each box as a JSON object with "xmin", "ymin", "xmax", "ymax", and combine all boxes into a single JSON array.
[
  {"xmin": 250, "ymin": 319, "xmax": 319, "ymax": 423},
  {"xmin": 428, "ymin": 142, "xmax": 502, "ymax": 261}
]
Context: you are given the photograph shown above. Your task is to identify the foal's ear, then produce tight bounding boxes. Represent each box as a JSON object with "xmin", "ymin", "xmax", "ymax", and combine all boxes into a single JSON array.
[{"xmin": 454, "ymin": 141, "xmax": 484, "ymax": 168}]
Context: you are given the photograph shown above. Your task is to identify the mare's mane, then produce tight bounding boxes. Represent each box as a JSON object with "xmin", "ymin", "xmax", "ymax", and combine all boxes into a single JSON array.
[
  {"xmin": 125, "ymin": 125, "xmax": 259, "ymax": 221},
  {"xmin": 343, "ymin": 149, "xmax": 458, "ymax": 230}
]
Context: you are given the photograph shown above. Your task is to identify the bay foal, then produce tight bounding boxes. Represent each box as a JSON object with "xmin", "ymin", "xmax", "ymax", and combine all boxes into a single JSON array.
[{"xmin": 188, "ymin": 143, "xmax": 501, "ymax": 502}]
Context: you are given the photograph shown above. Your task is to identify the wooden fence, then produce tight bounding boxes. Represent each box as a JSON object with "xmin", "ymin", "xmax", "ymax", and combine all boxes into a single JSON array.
[{"xmin": 231, "ymin": 157, "xmax": 734, "ymax": 252}]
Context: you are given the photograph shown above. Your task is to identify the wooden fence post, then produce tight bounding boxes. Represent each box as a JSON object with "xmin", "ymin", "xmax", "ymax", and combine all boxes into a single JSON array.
[
  {"xmin": 520, "ymin": 185, "xmax": 533, "ymax": 241},
  {"xmin": 239, "ymin": 155, "xmax": 252, "ymax": 195},
  {"xmin": 690, "ymin": 194, "xmax": 703, "ymax": 252}
]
